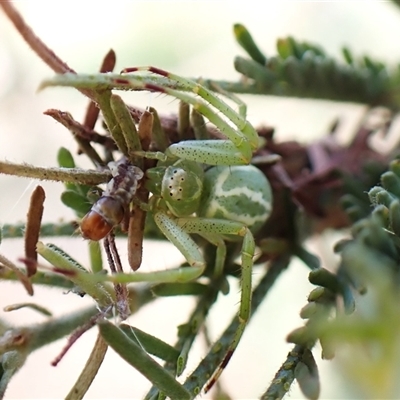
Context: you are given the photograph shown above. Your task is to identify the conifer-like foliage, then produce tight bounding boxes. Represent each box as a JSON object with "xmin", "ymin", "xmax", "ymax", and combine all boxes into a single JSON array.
[{"xmin": 2, "ymin": 2, "xmax": 400, "ymax": 399}]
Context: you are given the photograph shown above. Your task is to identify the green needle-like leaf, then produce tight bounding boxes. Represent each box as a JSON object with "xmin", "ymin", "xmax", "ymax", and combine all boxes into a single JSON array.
[
  {"xmin": 119, "ymin": 324, "xmax": 180, "ymax": 363},
  {"xmin": 98, "ymin": 321, "xmax": 191, "ymax": 400},
  {"xmin": 151, "ymin": 282, "xmax": 208, "ymax": 296},
  {"xmin": 233, "ymin": 23, "xmax": 266, "ymax": 65},
  {"xmin": 65, "ymin": 334, "xmax": 108, "ymax": 400},
  {"xmin": 88, "ymin": 240, "xmax": 103, "ymax": 274},
  {"xmin": 37, "ymin": 242, "xmax": 114, "ymax": 306}
]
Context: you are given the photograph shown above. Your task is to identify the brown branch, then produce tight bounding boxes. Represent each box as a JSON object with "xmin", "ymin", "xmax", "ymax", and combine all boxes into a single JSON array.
[
  {"xmin": 83, "ymin": 49, "xmax": 117, "ymax": 130},
  {"xmin": 44, "ymin": 109, "xmax": 116, "ymax": 164},
  {"xmin": 0, "ymin": 1, "xmax": 97, "ymax": 101},
  {"xmin": 0, "ymin": 1, "xmax": 74, "ymax": 74}
]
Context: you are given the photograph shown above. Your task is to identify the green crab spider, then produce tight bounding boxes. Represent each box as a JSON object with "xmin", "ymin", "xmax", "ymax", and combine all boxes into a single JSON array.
[
  {"xmin": 40, "ymin": 67, "xmax": 273, "ymax": 392},
  {"xmin": 143, "ymin": 158, "xmax": 273, "ymax": 391}
]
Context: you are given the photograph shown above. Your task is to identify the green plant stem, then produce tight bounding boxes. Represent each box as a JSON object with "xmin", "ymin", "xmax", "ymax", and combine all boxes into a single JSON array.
[
  {"xmin": 260, "ymin": 344, "xmax": 308, "ymax": 400},
  {"xmin": 1, "ymin": 284, "xmax": 154, "ymax": 352},
  {"xmin": 28, "ymin": 305, "xmax": 99, "ymax": 351},
  {"xmin": 65, "ymin": 333, "xmax": 108, "ymax": 400},
  {"xmin": 183, "ymin": 256, "xmax": 291, "ymax": 396},
  {"xmin": 99, "ymin": 320, "xmax": 191, "ymax": 400},
  {"xmin": 0, "ymin": 161, "xmax": 110, "ymax": 185},
  {"xmin": 0, "ymin": 267, "xmax": 74, "ymax": 290},
  {"xmin": 0, "ymin": 305, "xmax": 98, "ymax": 356},
  {"xmin": 145, "ymin": 277, "xmax": 223, "ymax": 400}
]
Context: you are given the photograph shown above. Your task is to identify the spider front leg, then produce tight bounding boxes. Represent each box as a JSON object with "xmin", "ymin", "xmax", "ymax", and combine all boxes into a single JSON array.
[
  {"xmin": 121, "ymin": 66, "xmax": 259, "ymax": 165},
  {"xmin": 152, "ymin": 211, "xmax": 206, "ymax": 281},
  {"xmin": 41, "ymin": 68, "xmax": 261, "ymax": 165},
  {"xmin": 150, "ymin": 208, "xmax": 256, "ymax": 379}
]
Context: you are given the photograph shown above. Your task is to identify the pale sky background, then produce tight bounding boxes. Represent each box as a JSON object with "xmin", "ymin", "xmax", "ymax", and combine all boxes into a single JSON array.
[{"xmin": 1, "ymin": 1, "xmax": 400, "ymax": 399}]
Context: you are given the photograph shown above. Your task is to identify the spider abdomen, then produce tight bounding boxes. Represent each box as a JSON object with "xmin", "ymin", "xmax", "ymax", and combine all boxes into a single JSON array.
[{"xmin": 199, "ymin": 165, "xmax": 272, "ymax": 233}]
